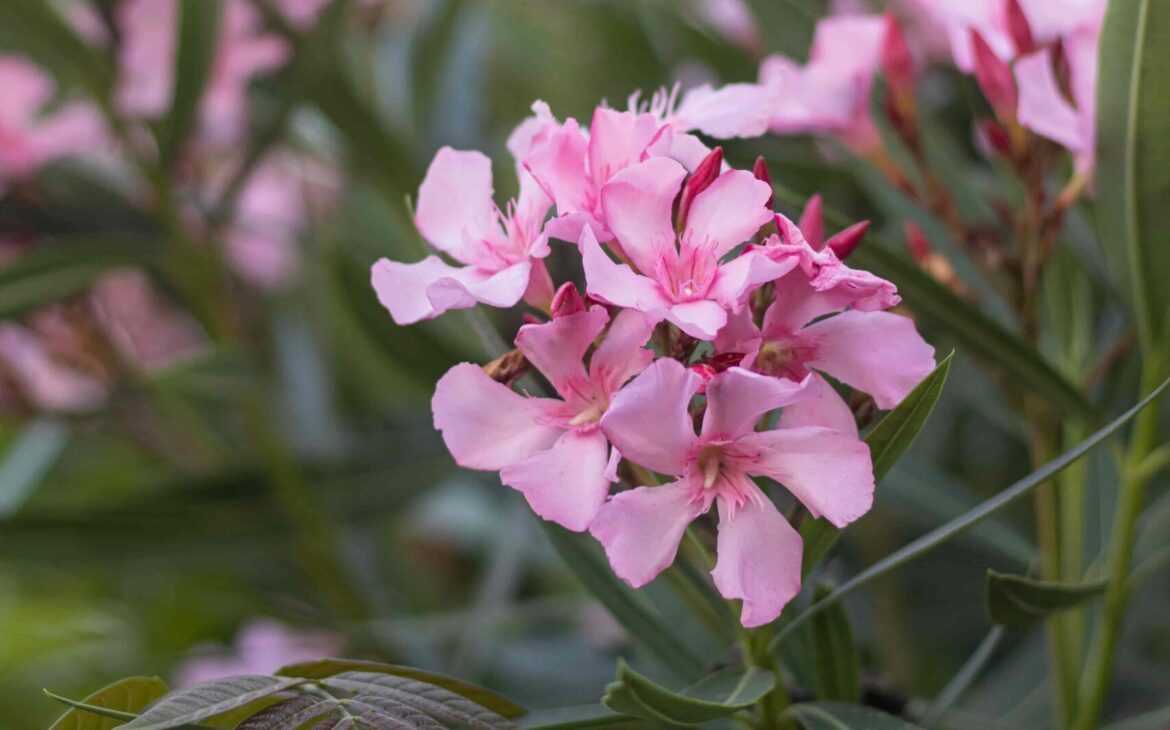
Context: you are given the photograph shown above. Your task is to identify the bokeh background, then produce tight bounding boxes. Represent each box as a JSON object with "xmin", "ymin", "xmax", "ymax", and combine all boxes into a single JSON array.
[{"xmin": 1, "ymin": 1, "xmax": 1167, "ymax": 728}]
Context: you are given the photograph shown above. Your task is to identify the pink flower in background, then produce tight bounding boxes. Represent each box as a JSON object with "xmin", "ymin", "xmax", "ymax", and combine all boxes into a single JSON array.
[
  {"xmin": 371, "ymin": 147, "xmax": 553, "ymax": 324},
  {"xmin": 432, "ymin": 298, "xmax": 654, "ymax": 531},
  {"xmin": 581, "ymin": 156, "xmax": 787, "ymax": 339},
  {"xmin": 175, "ymin": 619, "xmax": 340, "ymax": 686},
  {"xmin": 115, "ymin": 0, "xmax": 179, "ymax": 119},
  {"xmin": 591, "ymin": 361, "xmax": 875, "ymax": 627},
  {"xmin": 91, "ymin": 269, "xmax": 207, "ymax": 371},
  {"xmin": 0, "ymin": 56, "xmax": 107, "ymax": 189},
  {"xmin": 694, "ymin": 0, "xmax": 760, "ymax": 53},
  {"xmin": 0, "ymin": 324, "xmax": 106, "ymax": 413},
  {"xmin": 632, "ymin": 82, "xmax": 780, "ymax": 155}
]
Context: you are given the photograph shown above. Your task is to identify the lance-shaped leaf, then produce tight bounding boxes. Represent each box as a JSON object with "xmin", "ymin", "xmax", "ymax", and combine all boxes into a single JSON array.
[
  {"xmin": 160, "ymin": 0, "xmax": 224, "ymax": 168},
  {"xmin": 517, "ymin": 705, "xmax": 640, "ymax": 729},
  {"xmin": 234, "ymin": 695, "xmax": 334, "ymax": 730},
  {"xmin": 120, "ymin": 676, "xmax": 302, "ymax": 730},
  {"xmin": 46, "ymin": 677, "xmax": 168, "ymax": 730},
  {"xmin": 0, "ymin": 0, "xmax": 113, "ymax": 94},
  {"xmin": 276, "ymin": 658, "xmax": 525, "ymax": 718},
  {"xmin": 1095, "ymin": 0, "xmax": 1170, "ymax": 352},
  {"xmin": 319, "ymin": 672, "xmax": 515, "ymax": 730},
  {"xmin": 986, "ymin": 570, "xmax": 1108, "ymax": 627},
  {"xmin": 782, "ymin": 702, "xmax": 925, "ymax": 729},
  {"xmin": 602, "ymin": 660, "xmax": 775, "ymax": 725},
  {"xmin": 801, "ymin": 353, "xmax": 954, "ymax": 575},
  {"xmin": 810, "ymin": 584, "xmax": 861, "ymax": 702}
]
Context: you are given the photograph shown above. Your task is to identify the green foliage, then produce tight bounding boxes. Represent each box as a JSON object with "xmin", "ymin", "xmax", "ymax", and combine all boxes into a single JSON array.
[
  {"xmin": 810, "ymin": 583, "xmax": 861, "ymax": 703},
  {"xmin": 602, "ymin": 659, "xmax": 774, "ymax": 725},
  {"xmin": 160, "ymin": 0, "xmax": 225, "ymax": 168},
  {"xmin": 985, "ymin": 570, "xmax": 1107, "ymax": 628},
  {"xmin": 46, "ymin": 678, "xmax": 168, "ymax": 729},
  {"xmin": 782, "ymin": 702, "xmax": 925, "ymax": 729}
]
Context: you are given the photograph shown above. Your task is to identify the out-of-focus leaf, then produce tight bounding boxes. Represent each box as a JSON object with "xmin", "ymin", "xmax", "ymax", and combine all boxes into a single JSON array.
[
  {"xmin": 46, "ymin": 678, "xmax": 168, "ymax": 729},
  {"xmin": 741, "ymin": 0, "xmax": 821, "ymax": 55},
  {"xmin": 159, "ymin": 0, "xmax": 223, "ymax": 168},
  {"xmin": 518, "ymin": 704, "xmax": 640, "ymax": 729},
  {"xmin": 120, "ymin": 676, "xmax": 302, "ymax": 730},
  {"xmin": 1103, "ymin": 705, "xmax": 1170, "ymax": 730},
  {"xmin": 0, "ymin": 418, "xmax": 68, "ymax": 517},
  {"xmin": 985, "ymin": 570, "xmax": 1107, "ymax": 627},
  {"xmin": 810, "ymin": 584, "xmax": 861, "ymax": 702},
  {"xmin": 1095, "ymin": 0, "xmax": 1170, "ymax": 352},
  {"xmin": 801, "ymin": 354, "xmax": 953, "ymax": 575},
  {"xmin": 277, "ymin": 658, "xmax": 525, "ymax": 717},
  {"xmin": 602, "ymin": 660, "xmax": 774, "ymax": 725},
  {"xmin": 0, "ymin": 238, "xmax": 156, "ymax": 318},
  {"xmin": 0, "ymin": 0, "xmax": 112, "ymax": 94},
  {"xmin": 319, "ymin": 672, "xmax": 514, "ymax": 730},
  {"xmin": 782, "ymin": 702, "xmax": 925, "ymax": 729}
]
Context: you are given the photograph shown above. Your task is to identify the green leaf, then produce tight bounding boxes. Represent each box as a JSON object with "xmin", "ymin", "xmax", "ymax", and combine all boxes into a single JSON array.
[
  {"xmin": 782, "ymin": 702, "xmax": 924, "ymax": 729},
  {"xmin": 0, "ymin": 0, "xmax": 113, "ymax": 94},
  {"xmin": 602, "ymin": 660, "xmax": 775, "ymax": 725},
  {"xmin": 810, "ymin": 584, "xmax": 861, "ymax": 702},
  {"xmin": 517, "ymin": 704, "xmax": 640, "ymax": 729},
  {"xmin": 0, "ymin": 238, "xmax": 156, "ymax": 318},
  {"xmin": 0, "ymin": 418, "xmax": 69, "ymax": 518},
  {"xmin": 541, "ymin": 522, "xmax": 708, "ymax": 681},
  {"xmin": 319, "ymin": 671, "xmax": 515, "ymax": 730},
  {"xmin": 234, "ymin": 695, "xmax": 334, "ymax": 730},
  {"xmin": 1095, "ymin": 0, "xmax": 1170, "ymax": 351},
  {"xmin": 985, "ymin": 570, "xmax": 1108, "ymax": 627},
  {"xmin": 276, "ymin": 658, "xmax": 525, "ymax": 718},
  {"xmin": 120, "ymin": 676, "xmax": 303, "ymax": 730},
  {"xmin": 46, "ymin": 678, "xmax": 168, "ymax": 729},
  {"xmin": 160, "ymin": 0, "xmax": 224, "ymax": 168},
  {"xmin": 770, "ymin": 373, "xmax": 1170, "ymax": 652},
  {"xmin": 801, "ymin": 354, "xmax": 954, "ymax": 575}
]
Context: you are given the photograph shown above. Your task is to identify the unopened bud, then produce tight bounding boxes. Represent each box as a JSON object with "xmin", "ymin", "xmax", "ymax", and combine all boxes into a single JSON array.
[
  {"xmin": 826, "ymin": 220, "xmax": 869, "ymax": 260},
  {"xmin": 678, "ymin": 146, "xmax": 723, "ymax": 230},
  {"xmin": 1005, "ymin": 0, "xmax": 1035, "ymax": 56},
  {"xmin": 881, "ymin": 14, "xmax": 915, "ymax": 97},
  {"xmin": 550, "ymin": 281, "xmax": 585, "ymax": 318},
  {"xmin": 979, "ymin": 118, "xmax": 1014, "ymax": 157},
  {"xmin": 904, "ymin": 222, "xmax": 931, "ymax": 263},
  {"xmin": 971, "ymin": 30, "xmax": 1017, "ymax": 120},
  {"xmin": 799, "ymin": 194, "xmax": 825, "ymax": 250},
  {"xmin": 753, "ymin": 156, "xmax": 774, "ymax": 209}
]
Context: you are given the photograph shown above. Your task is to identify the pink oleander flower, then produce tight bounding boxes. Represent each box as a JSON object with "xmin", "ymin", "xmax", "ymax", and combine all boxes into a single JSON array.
[
  {"xmin": 717, "ymin": 212, "xmax": 936, "ymax": 436},
  {"xmin": 174, "ymin": 619, "xmax": 340, "ymax": 686},
  {"xmin": 91, "ymin": 269, "xmax": 207, "ymax": 371},
  {"xmin": 759, "ymin": 14, "xmax": 896, "ymax": 153},
  {"xmin": 371, "ymin": 146, "xmax": 553, "ymax": 324},
  {"xmin": 581, "ymin": 156, "xmax": 788, "ymax": 340},
  {"xmin": 590, "ymin": 360, "xmax": 875, "ymax": 627},
  {"xmin": 432, "ymin": 298, "xmax": 653, "ymax": 531},
  {"xmin": 0, "ymin": 323, "xmax": 106, "ymax": 413},
  {"xmin": 631, "ymin": 82, "xmax": 780, "ymax": 153},
  {"xmin": 694, "ymin": 0, "xmax": 760, "ymax": 53},
  {"xmin": 0, "ymin": 56, "xmax": 107, "ymax": 190}
]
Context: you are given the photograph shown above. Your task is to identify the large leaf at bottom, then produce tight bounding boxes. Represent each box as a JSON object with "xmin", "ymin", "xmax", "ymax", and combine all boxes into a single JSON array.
[
  {"xmin": 783, "ymin": 702, "xmax": 924, "ymax": 729},
  {"xmin": 120, "ymin": 676, "xmax": 302, "ymax": 730},
  {"xmin": 602, "ymin": 660, "xmax": 774, "ymax": 725},
  {"xmin": 46, "ymin": 677, "xmax": 168, "ymax": 730}
]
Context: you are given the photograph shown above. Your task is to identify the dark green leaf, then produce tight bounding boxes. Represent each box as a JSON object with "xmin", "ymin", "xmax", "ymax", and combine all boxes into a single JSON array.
[
  {"xmin": 517, "ymin": 705, "xmax": 639, "ymax": 729},
  {"xmin": 801, "ymin": 354, "xmax": 954, "ymax": 575},
  {"xmin": 160, "ymin": 0, "xmax": 224, "ymax": 168},
  {"xmin": 1095, "ymin": 0, "xmax": 1170, "ymax": 351},
  {"xmin": 235, "ymin": 695, "xmax": 334, "ymax": 730},
  {"xmin": 783, "ymin": 702, "xmax": 924, "ymax": 729},
  {"xmin": 602, "ymin": 660, "xmax": 774, "ymax": 725},
  {"xmin": 319, "ymin": 672, "xmax": 515, "ymax": 730},
  {"xmin": 810, "ymin": 584, "xmax": 861, "ymax": 702},
  {"xmin": 120, "ymin": 676, "xmax": 303, "ymax": 730},
  {"xmin": 348, "ymin": 695, "xmax": 446, "ymax": 730},
  {"xmin": 276, "ymin": 658, "xmax": 525, "ymax": 718},
  {"xmin": 0, "ymin": 238, "xmax": 156, "ymax": 318},
  {"xmin": 46, "ymin": 678, "xmax": 168, "ymax": 729},
  {"xmin": 986, "ymin": 570, "xmax": 1108, "ymax": 627},
  {"xmin": 0, "ymin": 0, "xmax": 112, "ymax": 94}
]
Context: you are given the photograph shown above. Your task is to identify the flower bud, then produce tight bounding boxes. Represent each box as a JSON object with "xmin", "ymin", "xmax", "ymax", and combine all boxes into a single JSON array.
[
  {"xmin": 550, "ymin": 281, "xmax": 585, "ymax": 318},
  {"xmin": 881, "ymin": 14, "xmax": 915, "ymax": 98},
  {"xmin": 677, "ymin": 146, "xmax": 723, "ymax": 230},
  {"xmin": 826, "ymin": 220, "xmax": 869, "ymax": 260},
  {"xmin": 752, "ymin": 156, "xmax": 774, "ymax": 209},
  {"xmin": 799, "ymin": 194, "xmax": 825, "ymax": 250},
  {"xmin": 904, "ymin": 221, "xmax": 931, "ymax": 263},
  {"xmin": 1005, "ymin": 0, "xmax": 1035, "ymax": 56},
  {"xmin": 971, "ymin": 30, "xmax": 1017, "ymax": 121},
  {"xmin": 979, "ymin": 118, "xmax": 1014, "ymax": 158}
]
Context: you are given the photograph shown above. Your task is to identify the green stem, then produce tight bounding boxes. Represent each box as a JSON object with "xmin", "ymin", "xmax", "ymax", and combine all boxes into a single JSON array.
[
  {"xmin": 1059, "ymin": 419, "xmax": 1089, "ymax": 689},
  {"xmin": 1074, "ymin": 358, "xmax": 1165, "ymax": 730}
]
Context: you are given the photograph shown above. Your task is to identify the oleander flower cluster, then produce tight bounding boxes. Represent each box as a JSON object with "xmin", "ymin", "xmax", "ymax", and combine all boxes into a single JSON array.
[{"xmin": 372, "ymin": 93, "xmax": 936, "ymax": 627}]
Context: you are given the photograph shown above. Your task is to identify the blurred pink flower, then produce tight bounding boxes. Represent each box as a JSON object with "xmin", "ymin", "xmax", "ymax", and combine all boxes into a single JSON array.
[
  {"xmin": 91, "ymin": 269, "xmax": 207, "ymax": 371},
  {"xmin": 372, "ymin": 147, "xmax": 552, "ymax": 324},
  {"xmin": 0, "ymin": 323, "xmax": 106, "ymax": 413},
  {"xmin": 432, "ymin": 301, "xmax": 654, "ymax": 531},
  {"xmin": 591, "ymin": 361, "xmax": 874, "ymax": 627},
  {"xmin": 581, "ymin": 156, "xmax": 788, "ymax": 340},
  {"xmin": 174, "ymin": 619, "xmax": 341, "ymax": 686},
  {"xmin": 0, "ymin": 55, "xmax": 107, "ymax": 190},
  {"xmin": 694, "ymin": 0, "xmax": 759, "ymax": 53}
]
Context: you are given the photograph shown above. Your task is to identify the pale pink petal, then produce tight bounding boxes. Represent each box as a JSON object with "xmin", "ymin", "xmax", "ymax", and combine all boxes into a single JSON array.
[
  {"xmin": 803, "ymin": 310, "xmax": 936, "ymax": 409},
  {"xmin": 115, "ymin": 0, "xmax": 178, "ymax": 118},
  {"xmin": 523, "ymin": 118, "xmax": 593, "ymax": 219},
  {"xmin": 506, "ymin": 100, "xmax": 556, "ymax": 163},
  {"xmin": 414, "ymin": 147, "xmax": 497, "ymax": 259},
  {"xmin": 669, "ymin": 133, "xmax": 716, "ymax": 172},
  {"xmin": 0, "ymin": 57, "xmax": 53, "ymax": 124},
  {"xmin": 684, "ymin": 170, "xmax": 773, "ymax": 259},
  {"xmin": 432, "ymin": 363, "xmax": 563, "ymax": 471},
  {"xmin": 1014, "ymin": 49, "xmax": 1086, "ymax": 152},
  {"xmin": 671, "ymin": 82, "xmax": 779, "ymax": 138},
  {"xmin": 589, "ymin": 308, "xmax": 655, "ymax": 393},
  {"xmin": 702, "ymin": 367, "xmax": 813, "ymax": 440},
  {"xmin": 588, "ymin": 107, "xmax": 663, "ymax": 185},
  {"xmin": 544, "ymin": 211, "xmax": 607, "ymax": 247},
  {"xmin": 708, "ymin": 251, "xmax": 799, "ymax": 309},
  {"xmin": 370, "ymin": 257, "xmax": 530, "ymax": 324},
  {"xmin": 501, "ymin": 428, "xmax": 613, "ymax": 531},
  {"xmin": 712, "ymin": 307, "xmax": 762, "ymax": 356},
  {"xmin": 777, "ymin": 374, "xmax": 859, "ymax": 438},
  {"xmin": 27, "ymin": 103, "xmax": 108, "ymax": 162},
  {"xmin": 589, "ymin": 480, "xmax": 706, "ymax": 588},
  {"xmin": 666, "ymin": 300, "xmax": 727, "ymax": 340},
  {"xmin": 515, "ymin": 306, "xmax": 609, "ymax": 398},
  {"xmin": 0, "ymin": 324, "xmax": 106, "ymax": 412},
  {"xmin": 581, "ymin": 228, "xmax": 672, "ymax": 315},
  {"xmin": 712, "ymin": 487, "xmax": 803, "ymax": 627},
  {"xmin": 426, "ymin": 261, "xmax": 533, "ymax": 312},
  {"xmin": 742, "ymin": 426, "xmax": 874, "ymax": 527},
  {"xmin": 600, "ymin": 358, "xmax": 701, "ymax": 476},
  {"xmin": 600, "ymin": 157, "xmax": 686, "ymax": 276}
]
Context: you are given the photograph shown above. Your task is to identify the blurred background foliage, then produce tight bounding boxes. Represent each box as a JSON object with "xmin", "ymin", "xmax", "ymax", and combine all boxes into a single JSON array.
[{"xmin": 0, "ymin": 1, "xmax": 1167, "ymax": 729}]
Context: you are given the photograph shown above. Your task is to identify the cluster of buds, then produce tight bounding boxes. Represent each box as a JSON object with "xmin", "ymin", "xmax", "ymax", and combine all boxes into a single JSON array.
[{"xmin": 373, "ymin": 91, "xmax": 936, "ymax": 627}]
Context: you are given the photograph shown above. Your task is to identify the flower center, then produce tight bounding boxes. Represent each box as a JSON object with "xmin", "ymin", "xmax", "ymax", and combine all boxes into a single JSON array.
[
  {"xmin": 696, "ymin": 445, "xmax": 724, "ymax": 489},
  {"xmin": 755, "ymin": 337, "xmax": 809, "ymax": 379},
  {"xmin": 568, "ymin": 396, "xmax": 608, "ymax": 426}
]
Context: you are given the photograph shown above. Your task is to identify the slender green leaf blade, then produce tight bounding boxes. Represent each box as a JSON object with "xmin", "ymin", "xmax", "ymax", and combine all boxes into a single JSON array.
[
  {"xmin": 46, "ymin": 678, "xmax": 168, "ymax": 729},
  {"xmin": 783, "ymin": 702, "xmax": 924, "ymax": 729},
  {"xmin": 602, "ymin": 660, "xmax": 774, "ymax": 725},
  {"xmin": 986, "ymin": 570, "xmax": 1107, "ymax": 627},
  {"xmin": 810, "ymin": 584, "xmax": 861, "ymax": 702},
  {"xmin": 160, "ymin": 0, "xmax": 223, "ymax": 168},
  {"xmin": 0, "ymin": 238, "xmax": 156, "ymax": 318},
  {"xmin": 517, "ymin": 704, "xmax": 640, "ymax": 729},
  {"xmin": 120, "ymin": 676, "xmax": 302, "ymax": 730}
]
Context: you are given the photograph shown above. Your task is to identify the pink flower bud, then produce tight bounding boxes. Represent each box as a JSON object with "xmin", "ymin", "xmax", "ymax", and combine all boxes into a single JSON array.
[
  {"xmin": 550, "ymin": 281, "xmax": 585, "ymax": 318},
  {"xmin": 753, "ymin": 156, "xmax": 773, "ymax": 209},
  {"xmin": 826, "ymin": 220, "xmax": 869, "ymax": 260},
  {"xmin": 904, "ymin": 222, "xmax": 931, "ymax": 263},
  {"xmin": 971, "ymin": 30, "xmax": 1017, "ymax": 120},
  {"xmin": 1005, "ymin": 0, "xmax": 1035, "ymax": 56},
  {"xmin": 880, "ymin": 14, "xmax": 915, "ymax": 97},
  {"xmin": 799, "ymin": 194, "xmax": 825, "ymax": 250},
  {"xmin": 677, "ymin": 146, "xmax": 723, "ymax": 230},
  {"xmin": 690, "ymin": 362, "xmax": 718, "ymax": 394},
  {"xmin": 979, "ymin": 119, "xmax": 1014, "ymax": 157}
]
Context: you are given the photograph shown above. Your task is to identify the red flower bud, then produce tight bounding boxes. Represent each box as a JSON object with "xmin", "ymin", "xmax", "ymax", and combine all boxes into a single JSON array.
[
  {"xmin": 1005, "ymin": 0, "xmax": 1035, "ymax": 56},
  {"xmin": 979, "ymin": 118, "xmax": 1013, "ymax": 157},
  {"xmin": 971, "ymin": 30, "xmax": 1017, "ymax": 120},
  {"xmin": 825, "ymin": 220, "xmax": 869, "ymax": 260},
  {"xmin": 799, "ymin": 194, "xmax": 825, "ymax": 250},
  {"xmin": 678, "ymin": 146, "xmax": 723, "ymax": 229},
  {"xmin": 904, "ymin": 222, "xmax": 931, "ymax": 263},
  {"xmin": 881, "ymin": 14, "xmax": 915, "ymax": 97},
  {"xmin": 752, "ymin": 156, "xmax": 773, "ymax": 209},
  {"xmin": 550, "ymin": 282, "xmax": 585, "ymax": 318}
]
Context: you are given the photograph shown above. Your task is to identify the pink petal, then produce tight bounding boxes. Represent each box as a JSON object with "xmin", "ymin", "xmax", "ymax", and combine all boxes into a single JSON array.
[
  {"xmin": 370, "ymin": 256, "xmax": 530, "ymax": 324},
  {"xmin": 523, "ymin": 117, "xmax": 593, "ymax": 220},
  {"xmin": 515, "ymin": 306, "xmax": 609, "ymax": 398},
  {"xmin": 803, "ymin": 310, "xmax": 936, "ymax": 409},
  {"xmin": 702, "ymin": 367, "xmax": 813, "ymax": 440},
  {"xmin": 671, "ymin": 82, "xmax": 779, "ymax": 139},
  {"xmin": 501, "ymin": 428, "xmax": 614, "ymax": 531},
  {"xmin": 590, "ymin": 308, "xmax": 655, "ymax": 394},
  {"xmin": 432, "ymin": 363, "xmax": 563, "ymax": 471},
  {"xmin": 600, "ymin": 358, "xmax": 701, "ymax": 476},
  {"xmin": 581, "ymin": 227, "xmax": 672, "ymax": 315},
  {"xmin": 684, "ymin": 170, "xmax": 773, "ymax": 259},
  {"xmin": 777, "ymin": 374, "xmax": 859, "ymax": 438},
  {"xmin": 711, "ymin": 487, "xmax": 803, "ymax": 627},
  {"xmin": 1014, "ymin": 49, "xmax": 1086, "ymax": 152},
  {"xmin": 588, "ymin": 107, "xmax": 664, "ymax": 185},
  {"xmin": 589, "ymin": 480, "xmax": 705, "ymax": 588},
  {"xmin": 708, "ymin": 250, "xmax": 798, "ymax": 309},
  {"xmin": 666, "ymin": 300, "xmax": 728, "ymax": 340},
  {"xmin": 712, "ymin": 307, "xmax": 763, "ymax": 356},
  {"xmin": 741, "ymin": 426, "xmax": 874, "ymax": 527},
  {"xmin": 414, "ymin": 147, "xmax": 498, "ymax": 260},
  {"xmin": 669, "ymin": 133, "xmax": 717, "ymax": 172},
  {"xmin": 426, "ymin": 260, "xmax": 534, "ymax": 313},
  {"xmin": 600, "ymin": 157, "xmax": 687, "ymax": 276}
]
